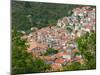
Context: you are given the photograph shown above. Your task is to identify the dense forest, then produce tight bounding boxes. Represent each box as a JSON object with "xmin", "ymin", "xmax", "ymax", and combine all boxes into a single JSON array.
[{"xmin": 12, "ymin": 1, "xmax": 84, "ymax": 32}]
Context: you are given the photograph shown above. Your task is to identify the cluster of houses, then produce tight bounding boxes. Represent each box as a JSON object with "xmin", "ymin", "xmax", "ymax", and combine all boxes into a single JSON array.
[
  {"xmin": 22, "ymin": 26, "xmax": 83, "ymax": 71},
  {"xmin": 57, "ymin": 6, "xmax": 96, "ymax": 37},
  {"xmin": 21, "ymin": 6, "xmax": 95, "ymax": 71}
]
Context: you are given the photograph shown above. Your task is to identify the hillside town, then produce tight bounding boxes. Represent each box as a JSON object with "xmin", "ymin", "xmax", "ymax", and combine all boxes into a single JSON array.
[{"xmin": 21, "ymin": 6, "xmax": 96, "ymax": 71}]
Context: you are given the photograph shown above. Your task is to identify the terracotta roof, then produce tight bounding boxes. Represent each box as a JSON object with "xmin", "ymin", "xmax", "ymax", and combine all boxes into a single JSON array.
[
  {"xmin": 51, "ymin": 63, "xmax": 62, "ymax": 70},
  {"xmin": 27, "ymin": 40, "xmax": 48, "ymax": 52},
  {"xmin": 55, "ymin": 58, "xmax": 65, "ymax": 64},
  {"xmin": 56, "ymin": 52, "xmax": 64, "ymax": 57},
  {"xmin": 72, "ymin": 49, "xmax": 80, "ymax": 53},
  {"xmin": 56, "ymin": 52, "xmax": 69, "ymax": 57}
]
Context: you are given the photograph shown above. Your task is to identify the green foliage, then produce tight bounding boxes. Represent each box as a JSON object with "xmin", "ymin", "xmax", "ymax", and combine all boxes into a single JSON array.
[
  {"xmin": 12, "ymin": 30, "xmax": 50, "ymax": 74},
  {"xmin": 32, "ymin": 58, "xmax": 50, "ymax": 72},
  {"xmin": 66, "ymin": 25, "xmax": 73, "ymax": 33},
  {"xmin": 12, "ymin": 30, "xmax": 33, "ymax": 74},
  {"xmin": 63, "ymin": 32, "xmax": 96, "ymax": 71},
  {"xmin": 44, "ymin": 48, "xmax": 58, "ymax": 56},
  {"xmin": 63, "ymin": 62, "xmax": 82, "ymax": 71},
  {"xmin": 12, "ymin": 1, "xmax": 80, "ymax": 32},
  {"xmin": 74, "ymin": 52, "xmax": 81, "ymax": 56},
  {"xmin": 77, "ymin": 32, "xmax": 96, "ymax": 69}
]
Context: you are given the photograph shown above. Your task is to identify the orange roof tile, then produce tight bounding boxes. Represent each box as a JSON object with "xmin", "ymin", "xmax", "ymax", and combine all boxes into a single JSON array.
[
  {"xmin": 51, "ymin": 63, "xmax": 62, "ymax": 70},
  {"xmin": 56, "ymin": 52, "xmax": 64, "ymax": 57},
  {"xmin": 55, "ymin": 58, "xmax": 65, "ymax": 64},
  {"xmin": 72, "ymin": 49, "xmax": 80, "ymax": 53}
]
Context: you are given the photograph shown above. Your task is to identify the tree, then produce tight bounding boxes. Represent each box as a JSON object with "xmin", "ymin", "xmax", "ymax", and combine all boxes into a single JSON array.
[
  {"xmin": 63, "ymin": 32, "xmax": 96, "ymax": 71},
  {"xmin": 63, "ymin": 62, "xmax": 82, "ymax": 71},
  {"xmin": 76, "ymin": 32, "xmax": 96, "ymax": 69},
  {"xmin": 12, "ymin": 29, "xmax": 50, "ymax": 74},
  {"xmin": 44, "ymin": 48, "xmax": 58, "ymax": 56}
]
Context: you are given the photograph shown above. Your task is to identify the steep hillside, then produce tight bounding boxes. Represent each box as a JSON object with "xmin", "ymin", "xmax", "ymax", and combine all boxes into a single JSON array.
[{"xmin": 12, "ymin": 1, "xmax": 90, "ymax": 32}]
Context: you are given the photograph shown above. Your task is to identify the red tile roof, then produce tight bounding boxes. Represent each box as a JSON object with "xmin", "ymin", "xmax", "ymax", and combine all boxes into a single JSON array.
[
  {"xmin": 72, "ymin": 49, "xmax": 80, "ymax": 53},
  {"xmin": 51, "ymin": 63, "xmax": 62, "ymax": 70},
  {"xmin": 55, "ymin": 58, "xmax": 65, "ymax": 64},
  {"xmin": 56, "ymin": 52, "xmax": 68, "ymax": 57}
]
